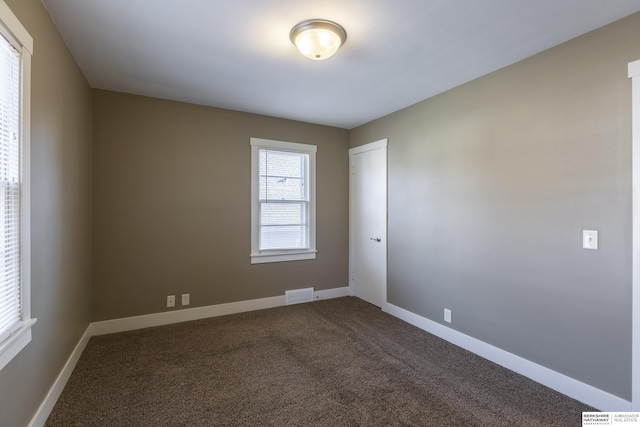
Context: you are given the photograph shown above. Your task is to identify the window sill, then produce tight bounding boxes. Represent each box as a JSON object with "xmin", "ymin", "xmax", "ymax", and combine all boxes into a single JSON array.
[
  {"xmin": 251, "ymin": 250, "xmax": 317, "ymax": 264},
  {"xmin": 0, "ymin": 318, "xmax": 37, "ymax": 371}
]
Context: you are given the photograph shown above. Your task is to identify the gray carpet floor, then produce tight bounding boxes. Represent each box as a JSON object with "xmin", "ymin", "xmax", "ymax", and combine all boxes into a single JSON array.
[{"xmin": 46, "ymin": 297, "xmax": 594, "ymax": 426}]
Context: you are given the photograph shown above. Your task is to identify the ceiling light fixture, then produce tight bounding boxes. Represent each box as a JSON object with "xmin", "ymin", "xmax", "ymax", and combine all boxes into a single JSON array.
[{"xmin": 290, "ymin": 19, "xmax": 347, "ymax": 61}]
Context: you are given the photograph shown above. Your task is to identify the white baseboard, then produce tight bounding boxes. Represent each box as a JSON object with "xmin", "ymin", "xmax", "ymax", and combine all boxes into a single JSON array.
[
  {"xmin": 92, "ymin": 295, "xmax": 286, "ymax": 336},
  {"xmin": 92, "ymin": 287, "xmax": 351, "ymax": 336},
  {"xmin": 29, "ymin": 325, "xmax": 93, "ymax": 427},
  {"xmin": 314, "ymin": 286, "xmax": 349, "ymax": 300},
  {"xmin": 383, "ymin": 302, "xmax": 632, "ymax": 412}
]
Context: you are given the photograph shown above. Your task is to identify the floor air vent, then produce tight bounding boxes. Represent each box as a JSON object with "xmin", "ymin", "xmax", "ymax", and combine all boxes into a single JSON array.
[{"xmin": 285, "ymin": 287, "xmax": 314, "ymax": 305}]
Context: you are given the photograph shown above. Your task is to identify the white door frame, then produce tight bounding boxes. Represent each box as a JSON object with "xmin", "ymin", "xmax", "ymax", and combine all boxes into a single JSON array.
[
  {"xmin": 629, "ymin": 59, "xmax": 640, "ymax": 411},
  {"xmin": 349, "ymin": 139, "xmax": 388, "ymax": 307}
]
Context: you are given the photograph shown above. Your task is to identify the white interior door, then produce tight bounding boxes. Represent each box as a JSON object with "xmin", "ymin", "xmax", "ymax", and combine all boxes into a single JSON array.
[{"xmin": 349, "ymin": 139, "xmax": 387, "ymax": 308}]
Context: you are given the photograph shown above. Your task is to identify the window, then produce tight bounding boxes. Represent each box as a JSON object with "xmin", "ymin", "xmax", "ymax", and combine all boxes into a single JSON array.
[
  {"xmin": 250, "ymin": 138, "xmax": 316, "ymax": 264},
  {"xmin": 0, "ymin": 0, "xmax": 34, "ymax": 372}
]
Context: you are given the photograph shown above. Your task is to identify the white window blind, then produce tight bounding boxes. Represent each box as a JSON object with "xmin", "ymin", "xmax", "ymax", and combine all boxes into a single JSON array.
[
  {"xmin": 0, "ymin": 32, "xmax": 21, "ymax": 344},
  {"xmin": 259, "ymin": 149, "xmax": 309, "ymax": 250}
]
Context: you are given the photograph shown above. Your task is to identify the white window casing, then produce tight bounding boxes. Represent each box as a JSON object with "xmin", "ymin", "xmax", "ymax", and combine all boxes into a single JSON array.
[{"xmin": 250, "ymin": 138, "xmax": 317, "ymax": 264}]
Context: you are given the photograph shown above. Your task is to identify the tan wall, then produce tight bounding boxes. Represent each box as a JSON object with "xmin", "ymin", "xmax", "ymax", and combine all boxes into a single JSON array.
[
  {"xmin": 0, "ymin": 0, "xmax": 93, "ymax": 426},
  {"xmin": 2, "ymin": 1, "xmax": 637, "ymax": 422},
  {"xmin": 351, "ymin": 12, "xmax": 640, "ymax": 400},
  {"xmin": 92, "ymin": 90, "xmax": 349, "ymax": 321}
]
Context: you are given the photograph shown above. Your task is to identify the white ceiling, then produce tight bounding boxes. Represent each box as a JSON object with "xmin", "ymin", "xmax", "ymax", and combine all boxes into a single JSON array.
[{"xmin": 41, "ymin": 0, "xmax": 640, "ymax": 129}]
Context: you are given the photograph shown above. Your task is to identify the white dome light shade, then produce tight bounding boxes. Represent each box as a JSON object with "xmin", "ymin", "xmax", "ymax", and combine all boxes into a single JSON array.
[{"xmin": 290, "ymin": 20, "xmax": 347, "ymax": 60}]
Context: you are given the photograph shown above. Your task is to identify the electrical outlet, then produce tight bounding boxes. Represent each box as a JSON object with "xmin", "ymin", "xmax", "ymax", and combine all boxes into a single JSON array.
[
  {"xmin": 444, "ymin": 308, "xmax": 451, "ymax": 323},
  {"xmin": 167, "ymin": 295, "xmax": 175, "ymax": 308},
  {"xmin": 181, "ymin": 293, "xmax": 190, "ymax": 306}
]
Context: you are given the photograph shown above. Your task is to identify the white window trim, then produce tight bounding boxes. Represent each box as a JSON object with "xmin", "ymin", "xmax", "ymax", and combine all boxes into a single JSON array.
[
  {"xmin": 250, "ymin": 138, "xmax": 317, "ymax": 264},
  {"xmin": 629, "ymin": 59, "xmax": 640, "ymax": 412},
  {"xmin": 0, "ymin": 0, "xmax": 35, "ymax": 372}
]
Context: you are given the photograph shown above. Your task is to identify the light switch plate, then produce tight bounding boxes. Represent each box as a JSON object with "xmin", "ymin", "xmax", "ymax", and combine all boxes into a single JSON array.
[{"xmin": 583, "ymin": 230, "xmax": 598, "ymax": 250}]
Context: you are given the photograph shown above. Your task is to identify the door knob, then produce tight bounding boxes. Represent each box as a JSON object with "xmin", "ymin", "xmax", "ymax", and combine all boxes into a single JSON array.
[{"xmin": 370, "ymin": 237, "xmax": 381, "ymax": 242}]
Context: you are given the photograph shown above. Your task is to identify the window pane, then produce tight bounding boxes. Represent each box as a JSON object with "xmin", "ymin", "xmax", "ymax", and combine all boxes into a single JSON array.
[
  {"xmin": 258, "ymin": 149, "xmax": 307, "ymax": 201},
  {"xmin": 0, "ymin": 182, "xmax": 20, "ymax": 339},
  {"xmin": 260, "ymin": 202, "xmax": 308, "ymax": 250},
  {"xmin": 260, "ymin": 226, "xmax": 308, "ymax": 250},
  {"xmin": 259, "ymin": 176, "xmax": 304, "ymax": 201},
  {"xmin": 260, "ymin": 202, "xmax": 306, "ymax": 226},
  {"xmin": 0, "ymin": 33, "xmax": 21, "ymax": 342},
  {"xmin": 259, "ymin": 150, "xmax": 304, "ymax": 178}
]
